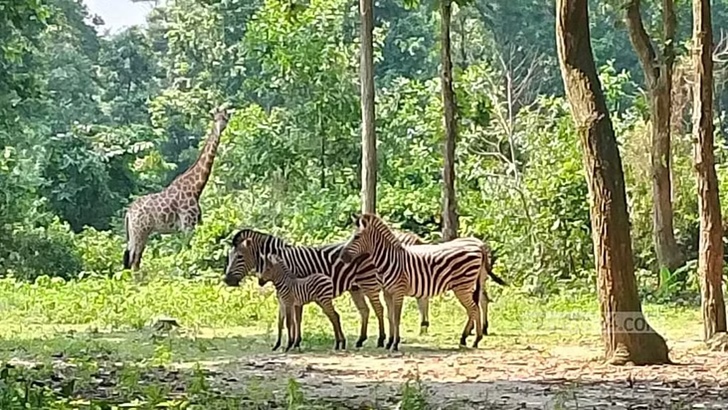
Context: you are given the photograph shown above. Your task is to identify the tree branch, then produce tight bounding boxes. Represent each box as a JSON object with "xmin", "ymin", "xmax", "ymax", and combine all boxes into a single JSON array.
[
  {"xmin": 624, "ymin": 0, "xmax": 659, "ymax": 87},
  {"xmin": 662, "ymin": 0, "xmax": 676, "ymax": 70}
]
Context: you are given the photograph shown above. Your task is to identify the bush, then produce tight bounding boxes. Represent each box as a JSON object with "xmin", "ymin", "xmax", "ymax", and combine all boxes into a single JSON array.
[{"xmin": 1, "ymin": 218, "xmax": 82, "ymax": 281}]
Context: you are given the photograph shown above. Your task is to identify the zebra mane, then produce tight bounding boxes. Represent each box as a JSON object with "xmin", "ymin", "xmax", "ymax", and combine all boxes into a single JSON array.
[
  {"xmin": 361, "ymin": 214, "xmax": 403, "ymax": 248},
  {"xmin": 232, "ymin": 228, "xmax": 291, "ymax": 248}
]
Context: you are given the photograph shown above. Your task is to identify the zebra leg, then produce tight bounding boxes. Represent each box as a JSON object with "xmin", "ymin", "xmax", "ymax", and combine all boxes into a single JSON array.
[
  {"xmin": 294, "ymin": 305, "xmax": 303, "ymax": 351},
  {"xmin": 273, "ymin": 299, "xmax": 284, "ymax": 351},
  {"xmin": 417, "ymin": 297, "xmax": 430, "ymax": 335},
  {"xmin": 294, "ymin": 305, "xmax": 303, "ymax": 349},
  {"xmin": 469, "ymin": 288, "xmax": 490, "ymax": 336},
  {"xmin": 454, "ymin": 286, "xmax": 483, "ymax": 348},
  {"xmin": 390, "ymin": 291, "xmax": 405, "ymax": 352},
  {"xmin": 481, "ymin": 287, "xmax": 491, "ymax": 336},
  {"xmin": 318, "ymin": 299, "xmax": 346, "ymax": 350},
  {"xmin": 285, "ymin": 305, "xmax": 296, "ymax": 352},
  {"xmin": 362, "ymin": 286, "xmax": 387, "ymax": 348},
  {"xmin": 383, "ymin": 290, "xmax": 396, "ymax": 349},
  {"xmin": 348, "ymin": 288, "xmax": 369, "ymax": 348}
]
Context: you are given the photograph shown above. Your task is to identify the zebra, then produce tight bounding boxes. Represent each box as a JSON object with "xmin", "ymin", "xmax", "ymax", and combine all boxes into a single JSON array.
[
  {"xmin": 399, "ymin": 230, "xmax": 506, "ymax": 336},
  {"xmin": 337, "ymin": 213, "xmax": 496, "ymax": 351},
  {"xmin": 223, "ymin": 227, "xmax": 433, "ymax": 350},
  {"xmin": 257, "ymin": 251, "xmax": 346, "ymax": 351}
]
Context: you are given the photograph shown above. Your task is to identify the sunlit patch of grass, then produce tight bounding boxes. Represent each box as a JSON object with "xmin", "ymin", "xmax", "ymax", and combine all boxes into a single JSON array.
[{"xmin": 0, "ymin": 275, "xmax": 707, "ymax": 407}]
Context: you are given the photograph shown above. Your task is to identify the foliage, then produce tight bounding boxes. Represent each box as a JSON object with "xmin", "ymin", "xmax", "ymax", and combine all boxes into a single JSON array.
[{"xmin": 1, "ymin": 0, "xmax": 728, "ymax": 306}]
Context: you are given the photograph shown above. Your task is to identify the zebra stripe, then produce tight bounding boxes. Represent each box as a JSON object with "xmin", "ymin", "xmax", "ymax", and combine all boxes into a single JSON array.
[
  {"xmin": 258, "ymin": 253, "xmax": 345, "ymax": 351},
  {"xmin": 338, "ymin": 213, "xmax": 488, "ymax": 351},
  {"xmin": 222, "ymin": 227, "xmax": 428, "ymax": 349}
]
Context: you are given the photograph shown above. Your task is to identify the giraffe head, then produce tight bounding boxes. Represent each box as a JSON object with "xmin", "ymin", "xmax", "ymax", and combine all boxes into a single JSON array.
[{"xmin": 211, "ymin": 103, "xmax": 231, "ymax": 135}]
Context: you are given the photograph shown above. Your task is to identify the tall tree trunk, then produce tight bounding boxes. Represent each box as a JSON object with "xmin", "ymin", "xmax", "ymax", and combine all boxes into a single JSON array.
[
  {"xmin": 693, "ymin": 0, "xmax": 727, "ymax": 341},
  {"xmin": 359, "ymin": 0, "xmax": 376, "ymax": 214},
  {"xmin": 556, "ymin": 0, "xmax": 671, "ymax": 365},
  {"xmin": 624, "ymin": 0, "xmax": 684, "ymax": 272},
  {"xmin": 440, "ymin": 0, "xmax": 459, "ymax": 241}
]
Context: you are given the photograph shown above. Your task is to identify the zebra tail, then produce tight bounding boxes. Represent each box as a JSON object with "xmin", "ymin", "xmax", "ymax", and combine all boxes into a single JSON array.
[
  {"xmin": 480, "ymin": 243, "xmax": 507, "ymax": 286},
  {"xmin": 123, "ymin": 213, "xmax": 132, "ymax": 270},
  {"xmin": 473, "ymin": 273, "xmax": 481, "ymax": 305}
]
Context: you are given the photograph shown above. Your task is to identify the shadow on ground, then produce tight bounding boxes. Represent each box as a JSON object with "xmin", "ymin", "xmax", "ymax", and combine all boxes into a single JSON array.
[{"xmin": 2, "ymin": 327, "xmax": 728, "ymax": 409}]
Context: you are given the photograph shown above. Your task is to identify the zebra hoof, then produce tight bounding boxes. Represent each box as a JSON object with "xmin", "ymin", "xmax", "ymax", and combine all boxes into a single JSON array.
[
  {"xmin": 459, "ymin": 334, "xmax": 468, "ymax": 346},
  {"xmin": 473, "ymin": 336, "xmax": 483, "ymax": 348},
  {"xmin": 377, "ymin": 335, "xmax": 386, "ymax": 348},
  {"xmin": 483, "ymin": 324, "xmax": 489, "ymax": 336},
  {"xmin": 272, "ymin": 341, "xmax": 281, "ymax": 351},
  {"xmin": 391, "ymin": 337, "xmax": 401, "ymax": 351},
  {"xmin": 355, "ymin": 336, "xmax": 367, "ymax": 348},
  {"xmin": 386, "ymin": 337, "xmax": 394, "ymax": 350}
]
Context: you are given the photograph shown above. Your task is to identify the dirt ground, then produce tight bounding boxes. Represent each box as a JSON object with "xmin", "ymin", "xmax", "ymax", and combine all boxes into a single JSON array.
[{"xmin": 194, "ymin": 339, "xmax": 728, "ymax": 409}]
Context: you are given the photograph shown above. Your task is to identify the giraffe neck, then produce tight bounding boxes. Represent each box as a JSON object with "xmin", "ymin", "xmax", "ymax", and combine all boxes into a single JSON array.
[{"xmin": 170, "ymin": 115, "xmax": 227, "ymax": 198}]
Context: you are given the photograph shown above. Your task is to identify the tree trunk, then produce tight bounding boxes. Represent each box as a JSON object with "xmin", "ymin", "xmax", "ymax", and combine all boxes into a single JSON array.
[
  {"xmin": 359, "ymin": 0, "xmax": 377, "ymax": 214},
  {"xmin": 624, "ymin": 0, "xmax": 684, "ymax": 272},
  {"xmin": 693, "ymin": 0, "xmax": 727, "ymax": 341},
  {"xmin": 556, "ymin": 0, "xmax": 671, "ymax": 365},
  {"xmin": 440, "ymin": 0, "xmax": 459, "ymax": 241}
]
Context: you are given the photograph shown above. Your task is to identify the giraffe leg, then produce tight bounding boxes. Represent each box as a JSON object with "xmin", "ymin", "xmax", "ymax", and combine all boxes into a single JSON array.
[
  {"xmin": 318, "ymin": 299, "xmax": 345, "ymax": 350},
  {"xmin": 417, "ymin": 297, "xmax": 430, "ymax": 335},
  {"xmin": 178, "ymin": 207, "xmax": 200, "ymax": 247},
  {"xmin": 130, "ymin": 235, "xmax": 148, "ymax": 272},
  {"xmin": 348, "ymin": 288, "xmax": 369, "ymax": 348}
]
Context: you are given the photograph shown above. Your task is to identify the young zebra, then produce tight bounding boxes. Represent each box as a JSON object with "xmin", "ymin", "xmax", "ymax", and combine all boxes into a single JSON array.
[
  {"xmin": 258, "ymin": 252, "xmax": 346, "ymax": 351},
  {"xmin": 223, "ymin": 228, "xmax": 432, "ymax": 350},
  {"xmin": 338, "ymin": 213, "xmax": 491, "ymax": 351}
]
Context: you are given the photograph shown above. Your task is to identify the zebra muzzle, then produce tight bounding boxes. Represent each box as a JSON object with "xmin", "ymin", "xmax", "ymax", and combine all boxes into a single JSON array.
[{"xmin": 223, "ymin": 274, "xmax": 242, "ymax": 287}]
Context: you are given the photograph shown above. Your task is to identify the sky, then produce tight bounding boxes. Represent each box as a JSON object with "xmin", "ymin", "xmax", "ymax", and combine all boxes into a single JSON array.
[{"xmin": 82, "ymin": 0, "xmax": 155, "ymax": 34}]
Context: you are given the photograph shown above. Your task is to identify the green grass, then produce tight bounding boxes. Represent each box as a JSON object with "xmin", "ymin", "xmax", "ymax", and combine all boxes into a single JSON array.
[{"xmin": 0, "ymin": 275, "xmax": 704, "ymax": 409}]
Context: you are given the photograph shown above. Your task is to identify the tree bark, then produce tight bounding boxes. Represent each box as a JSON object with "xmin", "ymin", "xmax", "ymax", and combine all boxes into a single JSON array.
[
  {"xmin": 624, "ymin": 0, "xmax": 684, "ymax": 272},
  {"xmin": 440, "ymin": 0, "xmax": 459, "ymax": 241},
  {"xmin": 359, "ymin": 0, "xmax": 377, "ymax": 214},
  {"xmin": 556, "ymin": 0, "xmax": 671, "ymax": 365},
  {"xmin": 692, "ymin": 0, "xmax": 727, "ymax": 341}
]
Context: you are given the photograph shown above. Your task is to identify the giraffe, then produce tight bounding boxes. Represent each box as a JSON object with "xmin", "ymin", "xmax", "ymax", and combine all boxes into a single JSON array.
[{"xmin": 123, "ymin": 105, "xmax": 231, "ymax": 271}]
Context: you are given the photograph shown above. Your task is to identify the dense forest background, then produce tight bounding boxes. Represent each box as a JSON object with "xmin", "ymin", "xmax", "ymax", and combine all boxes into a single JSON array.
[{"xmin": 3, "ymin": 0, "xmax": 728, "ymax": 301}]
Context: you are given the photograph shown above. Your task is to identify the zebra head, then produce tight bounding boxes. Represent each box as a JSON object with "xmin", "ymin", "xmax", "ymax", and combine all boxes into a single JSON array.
[
  {"xmin": 258, "ymin": 254, "xmax": 286, "ymax": 287},
  {"xmin": 338, "ymin": 213, "xmax": 377, "ymax": 264},
  {"xmin": 224, "ymin": 237, "xmax": 257, "ymax": 287}
]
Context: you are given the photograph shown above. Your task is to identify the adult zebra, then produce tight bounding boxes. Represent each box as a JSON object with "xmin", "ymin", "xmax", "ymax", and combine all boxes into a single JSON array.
[
  {"xmin": 338, "ymin": 213, "xmax": 499, "ymax": 351},
  {"xmin": 223, "ymin": 228, "xmax": 432, "ymax": 349}
]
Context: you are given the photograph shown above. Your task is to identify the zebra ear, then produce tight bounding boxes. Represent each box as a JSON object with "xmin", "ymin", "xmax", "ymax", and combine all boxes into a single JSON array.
[
  {"xmin": 350, "ymin": 213, "xmax": 360, "ymax": 226},
  {"xmin": 358, "ymin": 214, "xmax": 369, "ymax": 230}
]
